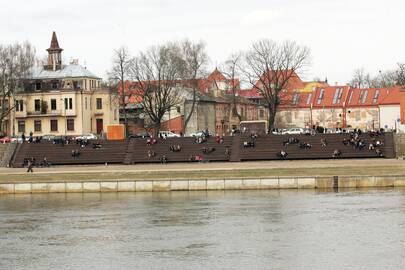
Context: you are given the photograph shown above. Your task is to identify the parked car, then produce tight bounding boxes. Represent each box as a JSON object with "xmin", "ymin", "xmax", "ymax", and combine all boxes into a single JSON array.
[
  {"xmin": 0, "ymin": 136, "xmax": 11, "ymax": 143},
  {"xmin": 190, "ymin": 130, "xmax": 213, "ymax": 137},
  {"xmin": 128, "ymin": 132, "xmax": 151, "ymax": 139},
  {"xmin": 42, "ymin": 134, "xmax": 56, "ymax": 141},
  {"xmin": 11, "ymin": 135, "xmax": 29, "ymax": 143},
  {"xmin": 75, "ymin": 133, "xmax": 98, "ymax": 140},
  {"xmin": 158, "ymin": 131, "xmax": 180, "ymax": 138},
  {"xmin": 284, "ymin": 128, "xmax": 305, "ymax": 135}
]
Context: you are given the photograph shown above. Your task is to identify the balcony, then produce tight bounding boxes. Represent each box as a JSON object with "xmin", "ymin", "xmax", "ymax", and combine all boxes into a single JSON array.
[
  {"xmin": 15, "ymin": 111, "xmax": 27, "ymax": 118},
  {"xmin": 25, "ymin": 110, "xmax": 63, "ymax": 117}
]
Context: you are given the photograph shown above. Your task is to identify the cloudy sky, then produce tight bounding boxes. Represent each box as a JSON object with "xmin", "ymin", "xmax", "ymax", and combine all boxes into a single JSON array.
[{"xmin": 1, "ymin": 0, "xmax": 404, "ymax": 85}]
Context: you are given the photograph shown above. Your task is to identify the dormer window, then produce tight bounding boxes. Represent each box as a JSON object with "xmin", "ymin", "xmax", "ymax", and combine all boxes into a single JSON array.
[
  {"xmin": 292, "ymin": 93, "xmax": 300, "ymax": 105},
  {"xmin": 306, "ymin": 93, "xmax": 312, "ymax": 105},
  {"xmin": 373, "ymin": 90, "xmax": 380, "ymax": 104},
  {"xmin": 36, "ymin": 82, "xmax": 41, "ymax": 90},
  {"xmin": 359, "ymin": 90, "xmax": 368, "ymax": 104},
  {"xmin": 332, "ymin": 88, "xmax": 343, "ymax": 104},
  {"xmin": 52, "ymin": 82, "xmax": 58, "ymax": 89},
  {"xmin": 317, "ymin": 89, "xmax": 325, "ymax": 104}
]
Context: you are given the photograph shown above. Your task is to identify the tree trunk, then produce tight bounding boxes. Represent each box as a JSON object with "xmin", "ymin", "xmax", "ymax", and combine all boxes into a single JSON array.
[
  {"xmin": 267, "ymin": 104, "xmax": 277, "ymax": 132},
  {"xmin": 154, "ymin": 121, "xmax": 161, "ymax": 138}
]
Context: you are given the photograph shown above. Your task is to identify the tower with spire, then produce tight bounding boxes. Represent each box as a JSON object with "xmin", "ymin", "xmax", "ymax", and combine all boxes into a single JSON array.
[{"xmin": 46, "ymin": 31, "xmax": 63, "ymax": 71}]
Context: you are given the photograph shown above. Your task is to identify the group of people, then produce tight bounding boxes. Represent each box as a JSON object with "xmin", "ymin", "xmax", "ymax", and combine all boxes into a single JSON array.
[
  {"xmin": 71, "ymin": 149, "xmax": 80, "ymax": 158},
  {"xmin": 215, "ymin": 135, "xmax": 224, "ymax": 144},
  {"xmin": 202, "ymin": 147, "xmax": 216, "ymax": 154},
  {"xmin": 146, "ymin": 138, "xmax": 158, "ymax": 146},
  {"xmin": 24, "ymin": 156, "xmax": 51, "ymax": 172},
  {"xmin": 189, "ymin": 155, "xmax": 204, "ymax": 162},
  {"xmin": 169, "ymin": 145, "xmax": 181, "ymax": 152},
  {"xmin": 243, "ymin": 133, "xmax": 258, "ymax": 148}
]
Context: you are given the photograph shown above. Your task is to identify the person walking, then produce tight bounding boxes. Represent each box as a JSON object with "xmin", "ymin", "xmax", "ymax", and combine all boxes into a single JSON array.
[{"xmin": 27, "ymin": 159, "xmax": 34, "ymax": 173}]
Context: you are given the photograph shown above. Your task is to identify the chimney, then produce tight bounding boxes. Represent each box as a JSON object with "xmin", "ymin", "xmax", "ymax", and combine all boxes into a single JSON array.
[{"xmin": 70, "ymin": 59, "xmax": 79, "ymax": 65}]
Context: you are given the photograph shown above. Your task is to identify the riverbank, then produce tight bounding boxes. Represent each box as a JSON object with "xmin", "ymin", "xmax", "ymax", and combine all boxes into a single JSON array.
[{"xmin": 0, "ymin": 159, "xmax": 404, "ymax": 194}]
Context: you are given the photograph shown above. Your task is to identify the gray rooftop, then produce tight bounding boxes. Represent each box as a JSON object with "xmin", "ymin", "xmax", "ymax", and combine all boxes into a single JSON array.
[{"xmin": 26, "ymin": 64, "xmax": 99, "ymax": 80}]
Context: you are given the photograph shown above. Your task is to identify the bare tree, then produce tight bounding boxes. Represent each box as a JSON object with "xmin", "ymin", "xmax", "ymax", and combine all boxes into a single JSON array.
[
  {"xmin": 373, "ymin": 70, "xmax": 397, "ymax": 88},
  {"xmin": 179, "ymin": 40, "xmax": 208, "ymax": 135},
  {"xmin": 0, "ymin": 42, "xmax": 35, "ymax": 134},
  {"xmin": 350, "ymin": 68, "xmax": 372, "ymax": 88},
  {"xmin": 108, "ymin": 47, "xmax": 133, "ymax": 137},
  {"xmin": 129, "ymin": 43, "xmax": 183, "ymax": 135},
  {"xmin": 221, "ymin": 53, "xmax": 243, "ymax": 122},
  {"xmin": 351, "ymin": 64, "xmax": 405, "ymax": 88},
  {"xmin": 395, "ymin": 63, "xmax": 405, "ymax": 85},
  {"xmin": 241, "ymin": 39, "xmax": 310, "ymax": 130}
]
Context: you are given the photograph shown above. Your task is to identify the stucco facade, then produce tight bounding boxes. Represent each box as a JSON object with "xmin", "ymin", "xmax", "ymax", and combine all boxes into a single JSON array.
[{"xmin": 8, "ymin": 32, "xmax": 119, "ymax": 137}]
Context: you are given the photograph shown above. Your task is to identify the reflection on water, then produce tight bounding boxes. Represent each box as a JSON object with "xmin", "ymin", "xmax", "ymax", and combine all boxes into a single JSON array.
[{"xmin": 0, "ymin": 189, "xmax": 404, "ymax": 270}]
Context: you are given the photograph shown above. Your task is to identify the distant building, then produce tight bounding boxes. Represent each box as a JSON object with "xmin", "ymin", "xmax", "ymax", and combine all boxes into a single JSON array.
[
  {"xmin": 8, "ymin": 32, "xmax": 119, "ymax": 137},
  {"xmin": 121, "ymin": 69, "xmax": 263, "ymax": 135}
]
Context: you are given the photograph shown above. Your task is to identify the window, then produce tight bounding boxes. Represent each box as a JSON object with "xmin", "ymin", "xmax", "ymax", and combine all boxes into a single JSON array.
[
  {"xmin": 67, "ymin": 119, "xmax": 74, "ymax": 131},
  {"xmin": 64, "ymin": 98, "xmax": 73, "ymax": 110},
  {"xmin": 35, "ymin": 82, "xmax": 41, "ymax": 90},
  {"xmin": 306, "ymin": 93, "xmax": 312, "ymax": 105},
  {"xmin": 347, "ymin": 91, "xmax": 353, "ymax": 104},
  {"xmin": 96, "ymin": 98, "xmax": 102, "ymax": 110},
  {"xmin": 292, "ymin": 93, "xmax": 300, "ymax": 105},
  {"xmin": 34, "ymin": 99, "xmax": 41, "ymax": 111},
  {"xmin": 52, "ymin": 82, "xmax": 58, "ymax": 89},
  {"xmin": 373, "ymin": 90, "xmax": 380, "ymax": 104},
  {"xmin": 359, "ymin": 90, "xmax": 368, "ymax": 104},
  {"xmin": 317, "ymin": 89, "xmax": 325, "ymax": 104},
  {"xmin": 51, "ymin": 99, "xmax": 57, "ymax": 110},
  {"xmin": 259, "ymin": 109, "xmax": 264, "ymax": 118},
  {"xmin": 15, "ymin": 100, "xmax": 24, "ymax": 111},
  {"xmin": 176, "ymin": 106, "xmax": 181, "ymax": 113},
  {"xmin": 332, "ymin": 88, "xmax": 343, "ymax": 104},
  {"xmin": 34, "ymin": 120, "xmax": 41, "ymax": 132},
  {"xmin": 18, "ymin": 121, "xmax": 25, "ymax": 133},
  {"xmin": 50, "ymin": 119, "xmax": 58, "ymax": 132}
]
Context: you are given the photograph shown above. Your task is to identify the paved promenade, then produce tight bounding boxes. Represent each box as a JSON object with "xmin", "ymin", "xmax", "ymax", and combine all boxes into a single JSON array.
[
  {"xmin": 0, "ymin": 158, "xmax": 402, "ymax": 174},
  {"xmin": 0, "ymin": 159, "xmax": 403, "ymax": 183}
]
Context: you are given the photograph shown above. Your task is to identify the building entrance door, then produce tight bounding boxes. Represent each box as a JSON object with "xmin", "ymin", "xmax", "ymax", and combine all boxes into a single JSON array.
[{"xmin": 96, "ymin": 118, "xmax": 103, "ymax": 134}]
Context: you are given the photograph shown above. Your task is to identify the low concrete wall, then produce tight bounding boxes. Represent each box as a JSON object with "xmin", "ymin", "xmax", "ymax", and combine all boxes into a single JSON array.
[{"xmin": 1, "ymin": 175, "xmax": 404, "ymax": 194}]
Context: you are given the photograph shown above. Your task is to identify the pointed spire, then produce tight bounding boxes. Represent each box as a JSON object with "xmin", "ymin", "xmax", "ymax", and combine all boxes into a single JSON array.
[{"xmin": 47, "ymin": 31, "xmax": 63, "ymax": 52}]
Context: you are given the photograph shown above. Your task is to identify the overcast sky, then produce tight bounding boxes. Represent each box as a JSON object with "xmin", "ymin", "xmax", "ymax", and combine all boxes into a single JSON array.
[{"xmin": 1, "ymin": 0, "xmax": 404, "ymax": 85}]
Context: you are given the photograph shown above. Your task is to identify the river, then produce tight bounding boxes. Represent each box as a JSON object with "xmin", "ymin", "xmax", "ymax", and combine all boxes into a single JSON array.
[{"xmin": 0, "ymin": 189, "xmax": 404, "ymax": 270}]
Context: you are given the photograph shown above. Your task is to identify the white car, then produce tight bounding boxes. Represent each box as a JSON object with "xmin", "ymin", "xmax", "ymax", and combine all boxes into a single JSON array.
[
  {"xmin": 190, "ymin": 131, "xmax": 213, "ymax": 137},
  {"xmin": 158, "ymin": 131, "xmax": 180, "ymax": 138},
  {"xmin": 284, "ymin": 128, "xmax": 305, "ymax": 135},
  {"xmin": 75, "ymin": 133, "xmax": 98, "ymax": 140}
]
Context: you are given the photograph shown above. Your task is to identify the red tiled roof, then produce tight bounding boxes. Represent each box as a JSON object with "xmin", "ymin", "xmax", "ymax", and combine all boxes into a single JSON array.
[{"xmin": 311, "ymin": 86, "xmax": 350, "ymax": 108}]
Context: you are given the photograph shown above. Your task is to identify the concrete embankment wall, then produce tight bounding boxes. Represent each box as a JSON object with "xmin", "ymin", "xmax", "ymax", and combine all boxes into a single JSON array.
[
  {"xmin": 0, "ymin": 175, "xmax": 405, "ymax": 194},
  {"xmin": 394, "ymin": 134, "xmax": 405, "ymax": 157}
]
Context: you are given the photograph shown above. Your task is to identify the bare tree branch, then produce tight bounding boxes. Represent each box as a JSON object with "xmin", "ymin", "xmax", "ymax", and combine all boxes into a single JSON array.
[{"xmin": 240, "ymin": 39, "xmax": 310, "ymax": 130}]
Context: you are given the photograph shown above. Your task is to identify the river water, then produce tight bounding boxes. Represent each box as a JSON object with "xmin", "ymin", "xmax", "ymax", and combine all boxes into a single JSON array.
[{"xmin": 0, "ymin": 189, "xmax": 404, "ymax": 270}]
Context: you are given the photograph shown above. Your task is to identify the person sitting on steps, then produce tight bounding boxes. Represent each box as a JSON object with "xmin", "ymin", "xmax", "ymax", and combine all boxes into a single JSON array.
[
  {"xmin": 276, "ymin": 150, "xmax": 288, "ymax": 159},
  {"xmin": 332, "ymin": 149, "xmax": 342, "ymax": 158}
]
